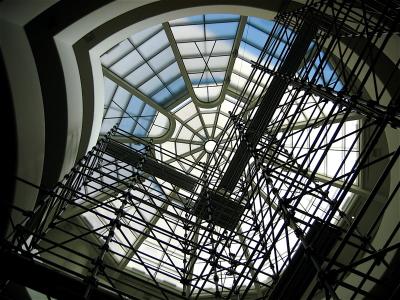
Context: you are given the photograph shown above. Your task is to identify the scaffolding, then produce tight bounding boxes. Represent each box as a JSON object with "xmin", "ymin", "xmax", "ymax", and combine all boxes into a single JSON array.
[{"xmin": 2, "ymin": 0, "xmax": 400, "ymax": 299}]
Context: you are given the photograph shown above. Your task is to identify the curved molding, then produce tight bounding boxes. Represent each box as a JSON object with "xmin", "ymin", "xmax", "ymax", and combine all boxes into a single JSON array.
[
  {"xmin": 102, "ymin": 66, "xmax": 176, "ymax": 143},
  {"xmin": 0, "ymin": 0, "xmax": 55, "ymax": 227},
  {"xmin": 162, "ymin": 16, "xmax": 247, "ymax": 109}
]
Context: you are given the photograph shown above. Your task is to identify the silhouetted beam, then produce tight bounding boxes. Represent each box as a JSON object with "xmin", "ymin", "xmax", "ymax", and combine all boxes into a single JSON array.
[
  {"xmin": 0, "ymin": 249, "xmax": 122, "ymax": 300},
  {"xmin": 105, "ymin": 140, "xmax": 198, "ymax": 192},
  {"xmin": 192, "ymin": 190, "xmax": 245, "ymax": 230},
  {"xmin": 219, "ymin": 17, "xmax": 318, "ymax": 192}
]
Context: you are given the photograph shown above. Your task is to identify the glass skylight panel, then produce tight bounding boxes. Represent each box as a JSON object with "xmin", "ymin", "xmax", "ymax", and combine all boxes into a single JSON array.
[
  {"xmin": 195, "ymin": 86, "xmax": 223, "ymax": 102},
  {"xmin": 300, "ymin": 51, "xmax": 343, "ymax": 92},
  {"xmin": 243, "ymin": 24, "xmax": 269, "ymax": 49},
  {"xmin": 247, "ymin": 17, "xmax": 275, "ymax": 34},
  {"xmin": 148, "ymin": 47, "xmax": 175, "ymax": 71},
  {"xmin": 109, "ymin": 50, "xmax": 144, "ymax": 77},
  {"xmin": 136, "ymin": 30, "xmax": 169, "ymax": 59},
  {"xmin": 251, "ymin": 16, "xmax": 295, "ymax": 46},
  {"xmin": 102, "ymin": 27, "xmax": 184, "ymax": 108},
  {"xmin": 233, "ymin": 57, "xmax": 254, "ymax": 78},
  {"xmin": 174, "ymin": 101, "xmax": 196, "ymax": 122},
  {"xmin": 245, "ymin": 21, "xmax": 292, "ymax": 59},
  {"xmin": 152, "ymin": 88, "xmax": 172, "ymax": 105},
  {"xmin": 101, "ymin": 86, "xmax": 130, "ymax": 134},
  {"xmin": 119, "ymin": 100, "xmax": 145, "ymax": 132},
  {"xmin": 186, "ymin": 115, "xmax": 202, "ymax": 131},
  {"xmin": 233, "ymin": 57, "xmax": 270, "ymax": 91},
  {"xmin": 171, "ymin": 24, "xmax": 206, "ymax": 42},
  {"xmin": 220, "ymin": 97, "xmax": 236, "ymax": 113},
  {"xmin": 159, "ymin": 94, "xmax": 240, "ymax": 181},
  {"xmin": 238, "ymin": 40, "xmax": 262, "ymax": 62},
  {"xmin": 230, "ymin": 73, "xmax": 264, "ymax": 98},
  {"xmin": 170, "ymin": 14, "xmax": 239, "ymax": 103},
  {"xmin": 138, "ymin": 76, "xmax": 163, "ymax": 96},
  {"xmin": 158, "ymin": 62, "xmax": 180, "ymax": 83},
  {"xmin": 177, "ymin": 125, "xmax": 197, "ymax": 141},
  {"xmin": 284, "ymin": 123, "xmax": 360, "ymax": 183},
  {"xmin": 131, "ymin": 24, "xmax": 163, "ymax": 45},
  {"xmin": 202, "ymin": 113, "xmax": 216, "ymax": 126},
  {"xmin": 230, "ymin": 46, "xmax": 270, "ymax": 97},
  {"xmin": 208, "ymin": 55, "xmax": 230, "ymax": 69},
  {"xmin": 178, "ymin": 40, "xmax": 234, "ymax": 57},
  {"xmin": 101, "ymin": 85, "xmax": 170, "ymax": 138},
  {"xmin": 189, "ymin": 71, "xmax": 225, "ymax": 85},
  {"xmin": 206, "ymin": 22, "xmax": 238, "ymax": 39},
  {"xmin": 103, "ymin": 77, "xmax": 117, "ymax": 108},
  {"xmin": 176, "ymin": 142, "xmax": 190, "ymax": 156},
  {"xmin": 167, "ymin": 77, "xmax": 186, "ymax": 96},
  {"xmin": 184, "ymin": 57, "xmax": 207, "ymax": 73},
  {"xmin": 100, "ymin": 40, "xmax": 134, "ymax": 67},
  {"xmin": 125, "ymin": 63, "xmax": 153, "ymax": 86},
  {"xmin": 135, "ymin": 106, "xmax": 156, "ymax": 136}
]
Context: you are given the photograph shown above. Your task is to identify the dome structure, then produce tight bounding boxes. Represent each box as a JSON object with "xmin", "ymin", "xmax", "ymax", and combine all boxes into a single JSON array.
[
  {"xmin": 77, "ymin": 13, "xmax": 361, "ymax": 296},
  {"xmin": 1, "ymin": 1, "xmax": 399, "ymax": 300}
]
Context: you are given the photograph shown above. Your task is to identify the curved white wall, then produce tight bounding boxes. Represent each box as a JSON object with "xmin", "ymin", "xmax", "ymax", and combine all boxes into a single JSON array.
[{"xmin": 0, "ymin": 0, "xmax": 56, "ymax": 227}]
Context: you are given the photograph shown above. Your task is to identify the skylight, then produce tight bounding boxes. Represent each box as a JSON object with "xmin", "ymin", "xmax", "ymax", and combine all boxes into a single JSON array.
[{"xmin": 93, "ymin": 13, "xmax": 361, "ymax": 296}]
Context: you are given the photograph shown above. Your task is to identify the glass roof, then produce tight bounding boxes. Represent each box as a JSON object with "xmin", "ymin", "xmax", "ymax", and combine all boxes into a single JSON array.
[
  {"xmin": 94, "ymin": 13, "xmax": 360, "ymax": 295},
  {"xmin": 171, "ymin": 14, "xmax": 240, "ymax": 103}
]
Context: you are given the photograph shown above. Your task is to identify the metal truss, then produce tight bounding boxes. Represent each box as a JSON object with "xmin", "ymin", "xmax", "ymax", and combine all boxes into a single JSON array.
[{"xmin": 2, "ymin": 0, "xmax": 400, "ymax": 299}]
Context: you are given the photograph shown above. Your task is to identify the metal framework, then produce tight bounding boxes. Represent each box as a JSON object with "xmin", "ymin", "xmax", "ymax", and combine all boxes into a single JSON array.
[{"xmin": 2, "ymin": 0, "xmax": 400, "ymax": 299}]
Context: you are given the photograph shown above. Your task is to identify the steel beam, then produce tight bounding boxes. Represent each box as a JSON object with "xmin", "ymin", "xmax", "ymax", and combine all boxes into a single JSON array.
[
  {"xmin": 219, "ymin": 16, "xmax": 318, "ymax": 192},
  {"xmin": 0, "ymin": 248, "xmax": 123, "ymax": 300},
  {"xmin": 105, "ymin": 140, "xmax": 198, "ymax": 191},
  {"xmin": 274, "ymin": 111, "xmax": 362, "ymax": 132}
]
